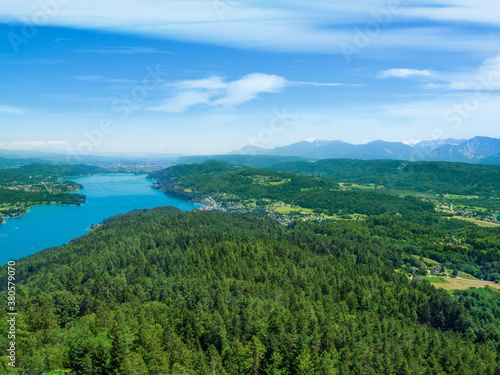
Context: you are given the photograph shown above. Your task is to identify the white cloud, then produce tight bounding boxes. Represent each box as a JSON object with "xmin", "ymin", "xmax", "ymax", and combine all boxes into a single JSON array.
[
  {"xmin": 71, "ymin": 75, "xmax": 141, "ymax": 84},
  {"xmin": 72, "ymin": 75, "xmax": 105, "ymax": 81},
  {"xmin": 402, "ymin": 139, "xmax": 423, "ymax": 146},
  {"xmin": 176, "ymin": 76, "xmax": 227, "ymax": 90},
  {"xmin": 0, "ymin": 105, "xmax": 25, "ymax": 114},
  {"xmin": 76, "ymin": 47, "xmax": 172, "ymax": 54},
  {"xmin": 149, "ymin": 91, "xmax": 211, "ymax": 113},
  {"xmin": 288, "ymin": 81, "xmax": 348, "ymax": 87},
  {"xmin": 425, "ymin": 54, "xmax": 500, "ymax": 91},
  {"xmin": 213, "ymin": 73, "xmax": 286, "ymax": 108},
  {"xmin": 378, "ymin": 69, "xmax": 433, "ymax": 78},
  {"xmin": 0, "ymin": 0, "xmax": 498, "ymax": 54},
  {"xmin": 149, "ymin": 73, "xmax": 286, "ymax": 113},
  {"xmin": 0, "ymin": 59, "xmax": 68, "ymax": 65},
  {"xmin": 10, "ymin": 140, "xmax": 69, "ymax": 148}
]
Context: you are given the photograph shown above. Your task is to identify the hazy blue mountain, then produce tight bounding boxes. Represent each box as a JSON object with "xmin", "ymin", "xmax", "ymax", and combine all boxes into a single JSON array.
[
  {"xmin": 477, "ymin": 153, "xmax": 500, "ymax": 165},
  {"xmin": 257, "ymin": 139, "xmax": 412, "ymax": 160},
  {"xmin": 0, "ymin": 156, "xmax": 50, "ymax": 168},
  {"xmin": 0, "ymin": 148, "xmax": 68, "ymax": 161},
  {"xmin": 352, "ymin": 140, "xmax": 413, "ymax": 160},
  {"xmin": 0, "ymin": 148, "xmax": 183, "ymax": 165},
  {"xmin": 229, "ymin": 136, "xmax": 500, "ymax": 164},
  {"xmin": 174, "ymin": 154, "xmax": 310, "ymax": 168},
  {"xmin": 267, "ymin": 139, "xmax": 351, "ymax": 158},
  {"xmin": 414, "ymin": 138, "xmax": 467, "ymax": 156},
  {"xmin": 428, "ymin": 136, "xmax": 500, "ymax": 163},
  {"xmin": 229, "ymin": 145, "xmax": 269, "ymax": 155}
]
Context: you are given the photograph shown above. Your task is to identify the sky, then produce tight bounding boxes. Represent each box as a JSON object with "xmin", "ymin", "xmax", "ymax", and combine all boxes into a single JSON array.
[{"xmin": 0, "ymin": 0, "xmax": 499, "ymax": 155}]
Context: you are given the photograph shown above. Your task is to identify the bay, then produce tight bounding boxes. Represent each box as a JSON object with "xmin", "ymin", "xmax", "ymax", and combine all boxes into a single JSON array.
[{"xmin": 0, "ymin": 174, "xmax": 198, "ymax": 264}]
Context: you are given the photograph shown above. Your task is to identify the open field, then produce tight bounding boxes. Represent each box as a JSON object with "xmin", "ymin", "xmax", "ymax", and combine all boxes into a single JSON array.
[
  {"xmin": 452, "ymin": 216, "xmax": 500, "ymax": 228},
  {"xmin": 411, "ymin": 255, "xmax": 440, "ymax": 265},
  {"xmin": 422, "ymin": 276, "xmax": 448, "ymax": 283},
  {"xmin": 0, "ymin": 205, "xmax": 16, "ymax": 211},
  {"xmin": 435, "ymin": 278, "xmax": 500, "ymax": 291},
  {"xmin": 456, "ymin": 271, "xmax": 480, "ymax": 280},
  {"xmin": 273, "ymin": 204, "xmax": 314, "ymax": 214},
  {"xmin": 382, "ymin": 189, "xmax": 437, "ymax": 199},
  {"xmin": 444, "ymin": 194, "xmax": 479, "ymax": 199},
  {"xmin": 339, "ymin": 183, "xmax": 377, "ymax": 190}
]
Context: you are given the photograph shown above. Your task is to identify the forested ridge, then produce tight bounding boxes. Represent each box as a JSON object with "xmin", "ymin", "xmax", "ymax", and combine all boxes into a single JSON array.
[
  {"xmin": 149, "ymin": 161, "xmax": 435, "ymax": 219},
  {"xmin": 149, "ymin": 161, "xmax": 499, "ymax": 280},
  {"xmin": 0, "ymin": 188, "xmax": 85, "ymax": 207},
  {"xmin": 0, "ymin": 164, "xmax": 94, "ymax": 224},
  {"xmin": 1, "ymin": 207, "xmax": 500, "ymax": 374},
  {"xmin": 267, "ymin": 159, "xmax": 500, "ymax": 197}
]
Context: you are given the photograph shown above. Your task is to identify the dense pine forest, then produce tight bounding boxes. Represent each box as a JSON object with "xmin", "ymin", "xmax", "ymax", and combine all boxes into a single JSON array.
[
  {"xmin": 1, "ymin": 207, "xmax": 500, "ymax": 374},
  {"xmin": 1, "ymin": 159, "xmax": 499, "ymax": 374},
  {"xmin": 267, "ymin": 159, "xmax": 500, "ymax": 197}
]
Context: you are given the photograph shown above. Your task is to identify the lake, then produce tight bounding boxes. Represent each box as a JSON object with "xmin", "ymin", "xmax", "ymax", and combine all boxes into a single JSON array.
[{"xmin": 0, "ymin": 174, "xmax": 198, "ymax": 264}]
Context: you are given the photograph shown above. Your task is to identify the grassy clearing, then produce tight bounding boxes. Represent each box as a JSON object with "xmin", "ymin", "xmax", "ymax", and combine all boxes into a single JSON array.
[
  {"xmin": 382, "ymin": 189, "xmax": 436, "ymax": 199},
  {"xmin": 411, "ymin": 255, "xmax": 440, "ymax": 265},
  {"xmin": 273, "ymin": 204, "xmax": 314, "ymax": 214},
  {"xmin": 268, "ymin": 180, "xmax": 288, "ymax": 185},
  {"xmin": 0, "ymin": 205, "xmax": 16, "ymax": 211},
  {"xmin": 456, "ymin": 271, "xmax": 480, "ymax": 280},
  {"xmin": 452, "ymin": 216, "xmax": 500, "ymax": 228},
  {"xmin": 444, "ymin": 194, "xmax": 479, "ymax": 199},
  {"xmin": 436, "ymin": 278, "xmax": 500, "ymax": 291},
  {"xmin": 422, "ymin": 276, "xmax": 448, "ymax": 283},
  {"xmin": 351, "ymin": 184, "xmax": 376, "ymax": 190}
]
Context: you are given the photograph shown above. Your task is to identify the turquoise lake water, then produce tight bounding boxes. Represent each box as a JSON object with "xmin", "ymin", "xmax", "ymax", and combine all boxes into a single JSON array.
[{"xmin": 0, "ymin": 174, "xmax": 198, "ymax": 264}]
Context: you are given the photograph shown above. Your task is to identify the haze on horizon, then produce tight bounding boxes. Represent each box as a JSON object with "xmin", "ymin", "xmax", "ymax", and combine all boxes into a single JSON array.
[{"xmin": 0, "ymin": 0, "xmax": 499, "ymax": 155}]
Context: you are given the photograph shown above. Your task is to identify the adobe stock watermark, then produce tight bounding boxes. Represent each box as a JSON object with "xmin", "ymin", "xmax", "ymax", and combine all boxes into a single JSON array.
[
  {"xmin": 7, "ymin": 0, "xmax": 72, "ymax": 54},
  {"xmin": 202, "ymin": 107, "xmax": 295, "ymax": 194},
  {"xmin": 441, "ymin": 72, "xmax": 498, "ymax": 136},
  {"xmin": 235, "ymin": 107, "xmax": 295, "ymax": 155},
  {"xmin": 65, "ymin": 65, "xmax": 169, "ymax": 163},
  {"xmin": 6, "ymin": 261, "xmax": 17, "ymax": 369},
  {"xmin": 212, "ymin": 0, "xmax": 243, "ymax": 21},
  {"xmin": 340, "ymin": 0, "xmax": 403, "ymax": 63}
]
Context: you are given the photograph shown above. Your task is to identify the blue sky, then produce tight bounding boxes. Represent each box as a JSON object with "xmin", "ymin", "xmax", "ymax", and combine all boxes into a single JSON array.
[{"xmin": 0, "ymin": 0, "xmax": 499, "ymax": 155}]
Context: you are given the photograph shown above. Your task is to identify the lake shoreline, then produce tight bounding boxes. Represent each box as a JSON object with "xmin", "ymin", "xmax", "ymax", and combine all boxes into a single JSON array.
[{"xmin": 0, "ymin": 174, "xmax": 198, "ymax": 265}]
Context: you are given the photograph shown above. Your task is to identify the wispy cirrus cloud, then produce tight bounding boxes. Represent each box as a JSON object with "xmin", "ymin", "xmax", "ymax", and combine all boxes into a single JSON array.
[
  {"xmin": 377, "ymin": 54, "xmax": 500, "ymax": 92},
  {"xmin": 212, "ymin": 74, "xmax": 287, "ymax": 109},
  {"xmin": 150, "ymin": 91, "xmax": 212, "ymax": 113},
  {"xmin": 288, "ymin": 81, "xmax": 350, "ymax": 87},
  {"xmin": 149, "ymin": 73, "xmax": 355, "ymax": 113},
  {"xmin": 1, "ymin": 0, "xmax": 498, "ymax": 54},
  {"xmin": 0, "ymin": 105, "xmax": 25, "ymax": 114},
  {"xmin": 71, "ymin": 75, "xmax": 141, "ymax": 84},
  {"xmin": 425, "ymin": 54, "xmax": 500, "ymax": 91},
  {"xmin": 378, "ymin": 69, "xmax": 433, "ymax": 79},
  {"xmin": 10, "ymin": 140, "xmax": 69, "ymax": 148},
  {"xmin": 0, "ymin": 59, "xmax": 68, "ymax": 65},
  {"xmin": 149, "ymin": 73, "xmax": 287, "ymax": 113},
  {"xmin": 76, "ymin": 47, "xmax": 173, "ymax": 54}
]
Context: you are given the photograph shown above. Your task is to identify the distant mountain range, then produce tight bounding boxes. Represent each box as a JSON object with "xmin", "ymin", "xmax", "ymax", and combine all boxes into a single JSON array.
[
  {"xmin": 0, "ymin": 148, "xmax": 183, "ymax": 166},
  {"xmin": 1, "ymin": 136, "xmax": 499, "ymax": 167},
  {"xmin": 230, "ymin": 136, "xmax": 500, "ymax": 164}
]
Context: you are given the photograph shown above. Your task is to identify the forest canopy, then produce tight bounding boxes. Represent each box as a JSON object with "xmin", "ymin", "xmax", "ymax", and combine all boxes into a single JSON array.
[{"xmin": 1, "ymin": 207, "xmax": 499, "ymax": 374}]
